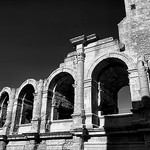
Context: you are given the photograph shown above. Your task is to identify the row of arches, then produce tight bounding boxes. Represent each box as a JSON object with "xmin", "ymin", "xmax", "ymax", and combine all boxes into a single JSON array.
[
  {"xmin": 0, "ymin": 73, "xmax": 75, "ymax": 132},
  {"xmin": 0, "ymin": 53, "xmax": 136, "ymax": 131}
]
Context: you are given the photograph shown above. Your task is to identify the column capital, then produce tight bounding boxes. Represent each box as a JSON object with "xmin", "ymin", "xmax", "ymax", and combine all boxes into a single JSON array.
[{"xmin": 77, "ymin": 52, "xmax": 85, "ymax": 62}]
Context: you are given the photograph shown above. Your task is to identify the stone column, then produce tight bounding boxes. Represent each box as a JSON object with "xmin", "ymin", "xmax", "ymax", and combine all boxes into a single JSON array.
[
  {"xmin": 137, "ymin": 60, "xmax": 150, "ymax": 97},
  {"xmin": 70, "ymin": 35, "xmax": 86, "ymax": 128},
  {"xmin": 70, "ymin": 35, "xmax": 86, "ymax": 150},
  {"xmin": 30, "ymin": 79, "xmax": 43, "ymax": 133},
  {"xmin": 76, "ymin": 45, "xmax": 85, "ymax": 121},
  {"xmin": 70, "ymin": 34, "xmax": 98, "ymax": 150},
  {"xmin": 3, "ymin": 89, "xmax": 16, "ymax": 135}
]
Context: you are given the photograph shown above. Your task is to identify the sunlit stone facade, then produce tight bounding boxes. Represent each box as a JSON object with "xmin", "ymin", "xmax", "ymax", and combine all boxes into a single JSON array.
[{"xmin": 1, "ymin": 0, "xmax": 150, "ymax": 149}]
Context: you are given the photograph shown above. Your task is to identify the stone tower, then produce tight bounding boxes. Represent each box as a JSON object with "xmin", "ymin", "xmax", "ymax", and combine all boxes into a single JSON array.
[
  {"xmin": 118, "ymin": 0, "xmax": 150, "ymax": 104},
  {"xmin": 119, "ymin": 0, "xmax": 150, "ymax": 56}
]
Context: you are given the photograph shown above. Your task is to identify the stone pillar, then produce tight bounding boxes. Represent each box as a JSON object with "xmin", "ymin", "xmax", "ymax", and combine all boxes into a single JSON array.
[
  {"xmin": 40, "ymin": 90, "xmax": 48, "ymax": 133},
  {"xmin": 98, "ymin": 82, "xmax": 101, "ymax": 116},
  {"xmin": 40, "ymin": 80, "xmax": 53, "ymax": 133},
  {"xmin": 84, "ymin": 79, "xmax": 93, "ymax": 128},
  {"xmin": 70, "ymin": 35, "xmax": 86, "ymax": 150},
  {"xmin": 71, "ymin": 35, "xmax": 86, "ymax": 128},
  {"xmin": 128, "ymin": 69, "xmax": 142, "ymax": 114},
  {"xmin": 50, "ymin": 96, "xmax": 55, "ymax": 120},
  {"xmin": 137, "ymin": 60, "xmax": 150, "ymax": 97},
  {"xmin": 76, "ymin": 45, "xmax": 85, "ymax": 120},
  {"xmin": 84, "ymin": 79, "xmax": 99, "ymax": 128},
  {"xmin": 70, "ymin": 34, "xmax": 98, "ymax": 150},
  {"xmin": 128, "ymin": 69, "xmax": 141, "ymax": 102},
  {"xmin": 3, "ymin": 89, "xmax": 16, "ymax": 135},
  {"xmin": 30, "ymin": 79, "xmax": 43, "ymax": 133},
  {"xmin": 9, "ymin": 96, "xmax": 19, "ymax": 134}
]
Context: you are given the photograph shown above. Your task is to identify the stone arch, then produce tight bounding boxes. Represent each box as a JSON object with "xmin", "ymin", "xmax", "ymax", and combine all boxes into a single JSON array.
[
  {"xmin": 13, "ymin": 80, "xmax": 36, "ymax": 132},
  {"xmin": 45, "ymin": 67, "xmax": 76, "ymax": 91},
  {"xmin": 0, "ymin": 87, "xmax": 11, "ymax": 97},
  {"xmin": 86, "ymin": 52, "xmax": 136, "ymax": 79},
  {"xmin": 15, "ymin": 79, "xmax": 37, "ymax": 99},
  {"xmin": 45, "ymin": 67, "xmax": 76, "ymax": 121},
  {"xmin": 0, "ymin": 88, "xmax": 11, "ymax": 128},
  {"xmin": 87, "ymin": 52, "xmax": 135, "ymax": 116}
]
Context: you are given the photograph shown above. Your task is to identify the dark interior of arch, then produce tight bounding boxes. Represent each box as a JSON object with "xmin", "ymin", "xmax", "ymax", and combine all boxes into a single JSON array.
[
  {"xmin": 0, "ymin": 92, "xmax": 9, "ymax": 127},
  {"xmin": 49, "ymin": 72, "xmax": 74, "ymax": 120},
  {"xmin": 92, "ymin": 58, "xmax": 129, "ymax": 115},
  {"xmin": 16, "ymin": 84, "xmax": 35, "ymax": 125}
]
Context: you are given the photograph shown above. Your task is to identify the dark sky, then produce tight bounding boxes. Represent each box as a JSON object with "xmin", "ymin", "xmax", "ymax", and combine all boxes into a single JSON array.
[{"xmin": 0, "ymin": 0, "xmax": 125, "ymax": 90}]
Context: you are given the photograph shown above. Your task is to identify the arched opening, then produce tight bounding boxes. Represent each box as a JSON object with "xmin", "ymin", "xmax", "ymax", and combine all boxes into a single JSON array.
[
  {"xmin": 48, "ymin": 72, "xmax": 74, "ymax": 120},
  {"xmin": 15, "ymin": 84, "xmax": 34, "ymax": 126},
  {"xmin": 92, "ymin": 58, "xmax": 131, "ymax": 116},
  {"xmin": 118, "ymin": 86, "xmax": 132, "ymax": 113},
  {"xmin": 0, "ymin": 92, "xmax": 9, "ymax": 128}
]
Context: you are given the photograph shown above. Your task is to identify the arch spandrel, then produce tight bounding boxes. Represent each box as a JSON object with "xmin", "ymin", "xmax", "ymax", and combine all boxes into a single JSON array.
[
  {"xmin": 15, "ymin": 79, "xmax": 37, "ymax": 99},
  {"xmin": 44, "ymin": 67, "xmax": 76, "ymax": 91},
  {"xmin": 86, "ymin": 52, "xmax": 136, "ymax": 80}
]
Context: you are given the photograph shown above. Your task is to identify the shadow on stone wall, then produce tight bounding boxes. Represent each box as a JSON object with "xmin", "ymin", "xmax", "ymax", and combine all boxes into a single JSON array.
[{"xmin": 103, "ymin": 96, "xmax": 150, "ymax": 150}]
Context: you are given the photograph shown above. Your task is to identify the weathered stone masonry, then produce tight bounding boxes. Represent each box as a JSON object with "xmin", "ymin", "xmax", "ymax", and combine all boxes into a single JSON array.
[{"xmin": 1, "ymin": 0, "xmax": 150, "ymax": 149}]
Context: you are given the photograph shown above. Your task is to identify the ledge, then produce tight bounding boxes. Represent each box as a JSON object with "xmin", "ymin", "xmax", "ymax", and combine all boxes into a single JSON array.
[
  {"xmin": 7, "ymin": 134, "xmax": 26, "ymax": 140},
  {"xmin": 40, "ymin": 131, "xmax": 72, "ymax": 139},
  {"xmin": 52, "ymin": 119, "xmax": 73, "ymax": 123},
  {"xmin": 70, "ymin": 34, "xmax": 99, "ymax": 47},
  {"xmin": 70, "ymin": 35, "xmax": 85, "ymax": 46}
]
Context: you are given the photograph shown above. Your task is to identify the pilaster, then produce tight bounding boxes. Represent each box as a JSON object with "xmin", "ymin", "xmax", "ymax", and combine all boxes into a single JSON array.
[
  {"xmin": 40, "ymin": 84, "xmax": 53, "ymax": 133},
  {"xmin": 137, "ymin": 58, "xmax": 150, "ymax": 97},
  {"xmin": 30, "ymin": 79, "xmax": 43, "ymax": 133},
  {"xmin": 128, "ymin": 68, "xmax": 141, "ymax": 102},
  {"xmin": 9, "ymin": 97, "xmax": 18, "ymax": 134},
  {"xmin": 2, "ymin": 88, "xmax": 15, "ymax": 135},
  {"xmin": 84, "ymin": 79, "xmax": 99, "ymax": 128}
]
